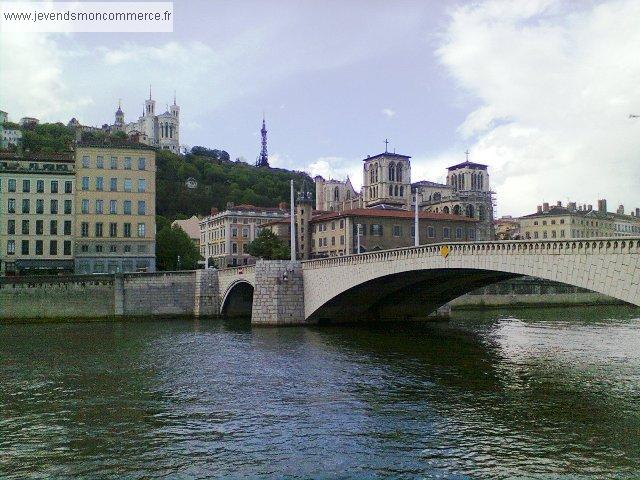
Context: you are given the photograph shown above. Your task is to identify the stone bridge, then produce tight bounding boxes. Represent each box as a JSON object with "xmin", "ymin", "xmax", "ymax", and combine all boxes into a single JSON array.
[{"xmin": 193, "ymin": 238, "xmax": 640, "ymax": 325}]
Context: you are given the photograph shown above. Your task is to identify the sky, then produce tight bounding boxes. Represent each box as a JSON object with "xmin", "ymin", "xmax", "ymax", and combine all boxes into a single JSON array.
[{"xmin": 1, "ymin": 0, "xmax": 639, "ymax": 217}]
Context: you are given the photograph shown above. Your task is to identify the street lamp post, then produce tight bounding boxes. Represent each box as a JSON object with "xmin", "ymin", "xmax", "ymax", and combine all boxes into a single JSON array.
[
  {"xmin": 414, "ymin": 190, "xmax": 419, "ymax": 247},
  {"xmin": 357, "ymin": 223, "xmax": 362, "ymax": 254}
]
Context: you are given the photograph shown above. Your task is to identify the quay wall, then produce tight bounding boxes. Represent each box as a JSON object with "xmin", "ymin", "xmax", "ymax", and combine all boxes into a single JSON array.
[{"xmin": 0, "ymin": 271, "xmax": 202, "ymax": 321}]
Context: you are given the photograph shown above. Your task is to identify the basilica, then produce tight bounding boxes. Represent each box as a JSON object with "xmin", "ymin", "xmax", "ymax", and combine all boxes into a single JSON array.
[
  {"xmin": 110, "ymin": 89, "xmax": 180, "ymax": 153},
  {"xmin": 314, "ymin": 148, "xmax": 495, "ymax": 240}
]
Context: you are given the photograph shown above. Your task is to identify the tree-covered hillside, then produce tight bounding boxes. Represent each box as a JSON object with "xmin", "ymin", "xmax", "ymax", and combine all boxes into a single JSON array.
[{"xmin": 156, "ymin": 148, "xmax": 314, "ymax": 220}]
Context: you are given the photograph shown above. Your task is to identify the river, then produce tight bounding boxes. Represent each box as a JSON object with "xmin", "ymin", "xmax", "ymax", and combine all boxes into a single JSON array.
[{"xmin": 1, "ymin": 306, "xmax": 640, "ymax": 479}]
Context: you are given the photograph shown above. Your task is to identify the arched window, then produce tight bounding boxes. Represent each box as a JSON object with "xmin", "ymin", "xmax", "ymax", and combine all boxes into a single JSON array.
[
  {"xmin": 471, "ymin": 173, "xmax": 476, "ymax": 190},
  {"xmin": 478, "ymin": 204, "xmax": 486, "ymax": 221},
  {"xmin": 370, "ymin": 165, "xmax": 375, "ymax": 184},
  {"xmin": 433, "ymin": 192, "xmax": 441, "ymax": 202},
  {"xmin": 346, "ymin": 190, "xmax": 351, "ymax": 200},
  {"xmin": 452, "ymin": 176, "xmax": 458, "ymax": 190},
  {"xmin": 396, "ymin": 163, "xmax": 403, "ymax": 182},
  {"xmin": 389, "ymin": 185, "xmax": 393, "ymax": 196},
  {"xmin": 388, "ymin": 162, "xmax": 395, "ymax": 181},
  {"xmin": 399, "ymin": 186, "xmax": 404, "ymax": 197},
  {"xmin": 443, "ymin": 206, "xmax": 450, "ymax": 214},
  {"xmin": 459, "ymin": 173, "xmax": 464, "ymax": 190},
  {"xmin": 334, "ymin": 187, "xmax": 339, "ymax": 201},
  {"xmin": 395, "ymin": 185, "xmax": 399, "ymax": 196},
  {"xmin": 375, "ymin": 163, "xmax": 379, "ymax": 183},
  {"xmin": 479, "ymin": 174, "xmax": 484, "ymax": 190},
  {"xmin": 466, "ymin": 204, "xmax": 475, "ymax": 218},
  {"xmin": 453, "ymin": 205, "xmax": 461, "ymax": 215}
]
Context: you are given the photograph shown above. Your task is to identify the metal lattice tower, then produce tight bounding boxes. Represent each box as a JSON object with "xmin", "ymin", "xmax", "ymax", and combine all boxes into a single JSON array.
[{"xmin": 256, "ymin": 116, "xmax": 270, "ymax": 167}]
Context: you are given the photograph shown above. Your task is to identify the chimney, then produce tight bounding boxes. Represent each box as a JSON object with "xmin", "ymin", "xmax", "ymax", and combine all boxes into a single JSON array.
[
  {"xmin": 543, "ymin": 202, "xmax": 549, "ymax": 212},
  {"xmin": 617, "ymin": 204, "xmax": 625, "ymax": 215},
  {"xmin": 557, "ymin": 201, "xmax": 562, "ymax": 207},
  {"xmin": 579, "ymin": 205, "xmax": 583, "ymax": 211},
  {"xmin": 536, "ymin": 205, "xmax": 543, "ymax": 214},
  {"xmin": 587, "ymin": 204, "xmax": 593, "ymax": 211},
  {"xmin": 598, "ymin": 199, "xmax": 607, "ymax": 213},
  {"xmin": 568, "ymin": 202, "xmax": 576, "ymax": 211}
]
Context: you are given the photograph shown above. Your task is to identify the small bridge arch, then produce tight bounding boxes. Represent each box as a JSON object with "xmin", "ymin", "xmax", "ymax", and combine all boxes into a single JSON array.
[{"xmin": 220, "ymin": 279, "xmax": 254, "ymax": 317}]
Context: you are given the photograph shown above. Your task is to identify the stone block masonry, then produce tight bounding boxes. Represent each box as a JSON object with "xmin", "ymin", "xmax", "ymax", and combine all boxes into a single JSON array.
[{"xmin": 251, "ymin": 260, "xmax": 306, "ymax": 325}]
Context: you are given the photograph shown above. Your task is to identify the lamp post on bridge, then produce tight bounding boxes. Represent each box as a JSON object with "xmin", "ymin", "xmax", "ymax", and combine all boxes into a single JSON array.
[
  {"xmin": 357, "ymin": 223, "xmax": 362, "ymax": 254},
  {"xmin": 414, "ymin": 189, "xmax": 419, "ymax": 247},
  {"xmin": 290, "ymin": 179, "xmax": 296, "ymax": 262}
]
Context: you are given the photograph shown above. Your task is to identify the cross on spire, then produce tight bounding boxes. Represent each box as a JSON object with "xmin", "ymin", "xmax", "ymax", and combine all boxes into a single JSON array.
[
  {"xmin": 465, "ymin": 149, "xmax": 470, "ymax": 161},
  {"xmin": 384, "ymin": 138, "xmax": 389, "ymax": 153}
]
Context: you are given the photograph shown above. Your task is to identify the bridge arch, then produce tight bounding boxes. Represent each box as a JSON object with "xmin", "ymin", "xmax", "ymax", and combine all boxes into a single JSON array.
[
  {"xmin": 302, "ymin": 240, "xmax": 640, "ymax": 323},
  {"xmin": 221, "ymin": 279, "xmax": 254, "ymax": 317}
]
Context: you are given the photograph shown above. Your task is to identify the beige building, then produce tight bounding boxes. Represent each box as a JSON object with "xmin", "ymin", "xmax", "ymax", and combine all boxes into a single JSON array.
[
  {"xmin": 519, "ymin": 201, "xmax": 614, "ymax": 240},
  {"xmin": 199, "ymin": 204, "xmax": 288, "ymax": 268},
  {"xmin": 310, "ymin": 208, "xmax": 478, "ymax": 258},
  {"xmin": 172, "ymin": 215, "xmax": 201, "ymax": 247},
  {"xmin": 74, "ymin": 142, "xmax": 156, "ymax": 274},
  {"xmin": 0, "ymin": 151, "xmax": 75, "ymax": 275}
]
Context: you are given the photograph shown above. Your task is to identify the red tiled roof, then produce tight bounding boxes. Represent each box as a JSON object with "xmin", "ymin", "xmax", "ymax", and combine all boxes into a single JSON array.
[{"xmin": 309, "ymin": 208, "xmax": 477, "ymax": 223}]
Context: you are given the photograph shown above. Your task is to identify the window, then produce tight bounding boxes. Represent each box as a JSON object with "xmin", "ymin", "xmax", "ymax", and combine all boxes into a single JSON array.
[
  {"xmin": 81, "ymin": 177, "xmax": 89, "ymax": 191},
  {"xmin": 232, "ymin": 227, "xmax": 238, "ymax": 237},
  {"xmin": 50, "ymin": 220, "xmax": 57, "ymax": 235},
  {"xmin": 22, "ymin": 179, "xmax": 30, "ymax": 193},
  {"xmin": 96, "ymin": 156, "xmax": 104, "ymax": 169},
  {"xmin": 21, "ymin": 240, "xmax": 29, "ymax": 255},
  {"xmin": 63, "ymin": 241, "xmax": 71, "ymax": 255},
  {"xmin": 8, "ymin": 198, "xmax": 15, "ymax": 213},
  {"xmin": 82, "ymin": 156, "xmax": 90, "ymax": 168},
  {"xmin": 124, "ymin": 157, "xmax": 132, "ymax": 169},
  {"xmin": 37, "ymin": 180, "xmax": 44, "ymax": 193},
  {"xmin": 370, "ymin": 224, "xmax": 383, "ymax": 236},
  {"xmin": 7, "ymin": 240, "xmax": 15, "ymax": 255},
  {"xmin": 50, "ymin": 199, "xmax": 58, "ymax": 214},
  {"xmin": 137, "ymin": 201, "xmax": 146, "ymax": 215},
  {"xmin": 110, "ymin": 178, "xmax": 117, "ymax": 191},
  {"xmin": 110, "ymin": 156, "xmax": 117, "ymax": 169},
  {"xmin": 81, "ymin": 244, "xmax": 89, "ymax": 253},
  {"xmin": 124, "ymin": 178, "xmax": 132, "ymax": 192},
  {"xmin": 50, "ymin": 240, "xmax": 57, "ymax": 255},
  {"xmin": 123, "ymin": 200, "xmax": 132, "ymax": 215},
  {"xmin": 109, "ymin": 200, "xmax": 117, "ymax": 214},
  {"xmin": 443, "ymin": 227, "xmax": 450, "ymax": 238},
  {"xmin": 96, "ymin": 177, "xmax": 104, "ymax": 191},
  {"xmin": 36, "ymin": 220, "xmax": 43, "ymax": 235},
  {"xmin": 468, "ymin": 228, "xmax": 476, "ymax": 240},
  {"xmin": 456, "ymin": 227, "xmax": 463, "ymax": 239},
  {"xmin": 109, "ymin": 222, "xmax": 118, "ymax": 237},
  {"xmin": 22, "ymin": 199, "xmax": 30, "ymax": 213},
  {"xmin": 22, "ymin": 220, "xmax": 29, "ymax": 235},
  {"xmin": 534, "ymin": 231, "xmax": 539, "ymax": 239},
  {"xmin": 95, "ymin": 223, "xmax": 103, "ymax": 237},
  {"xmin": 7, "ymin": 220, "xmax": 15, "ymax": 235},
  {"xmin": 64, "ymin": 200, "xmax": 72, "ymax": 214},
  {"xmin": 232, "ymin": 243, "xmax": 238, "ymax": 254},
  {"xmin": 51, "ymin": 180, "xmax": 58, "ymax": 193},
  {"xmin": 137, "ymin": 179, "xmax": 146, "ymax": 192},
  {"xmin": 137, "ymin": 223, "xmax": 146, "ymax": 237},
  {"xmin": 124, "ymin": 223, "xmax": 131, "ymax": 237},
  {"xmin": 64, "ymin": 220, "xmax": 71, "ymax": 235},
  {"xmin": 81, "ymin": 199, "xmax": 89, "ymax": 214},
  {"xmin": 392, "ymin": 225, "xmax": 401, "ymax": 237},
  {"xmin": 65, "ymin": 181, "xmax": 72, "ymax": 194},
  {"xmin": 36, "ymin": 199, "xmax": 44, "ymax": 214},
  {"xmin": 8, "ymin": 179, "xmax": 16, "ymax": 192},
  {"xmin": 35, "ymin": 240, "xmax": 43, "ymax": 255},
  {"xmin": 242, "ymin": 227, "xmax": 248, "ymax": 238},
  {"xmin": 95, "ymin": 200, "xmax": 103, "ymax": 214},
  {"xmin": 81, "ymin": 222, "xmax": 89, "ymax": 237},
  {"xmin": 109, "ymin": 245, "xmax": 117, "ymax": 253},
  {"xmin": 138, "ymin": 157, "xmax": 146, "ymax": 170},
  {"xmin": 124, "ymin": 244, "xmax": 131, "ymax": 253},
  {"xmin": 94, "ymin": 261, "xmax": 104, "ymax": 273},
  {"xmin": 340, "ymin": 235, "xmax": 345, "ymax": 245}
]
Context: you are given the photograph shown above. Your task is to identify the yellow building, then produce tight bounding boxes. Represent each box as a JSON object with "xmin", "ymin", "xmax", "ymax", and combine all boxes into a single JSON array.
[
  {"xmin": 519, "ymin": 201, "xmax": 613, "ymax": 240},
  {"xmin": 74, "ymin": 143, "xmax": 156, "ymax": 273},
  {"xmin": 0, "ymin": 151, "xmax": 75, "ymax": 275}
]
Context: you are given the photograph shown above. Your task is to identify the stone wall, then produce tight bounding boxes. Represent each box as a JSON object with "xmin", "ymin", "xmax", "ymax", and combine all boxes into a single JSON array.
[
  {"xmin": 251, "ymin": 260, "xmax": 306, "ymax": 325},
  {"xmin": 120, "ymin": 271, "xmax": 196, "ymax": 317}
]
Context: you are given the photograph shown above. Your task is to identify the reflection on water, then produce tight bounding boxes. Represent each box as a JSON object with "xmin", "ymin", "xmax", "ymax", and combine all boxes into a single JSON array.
[{"xmin": 1, "ymin": 306, "xmax": 640, "ymax": 478}]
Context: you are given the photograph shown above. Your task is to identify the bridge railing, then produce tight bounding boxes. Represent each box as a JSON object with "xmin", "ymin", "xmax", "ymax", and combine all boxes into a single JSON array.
[
  {"xmin": 301, "ymin": 237, "xmax": 640, "ymax": 270},
  {"xmin": 215, "ymin": 265, "xmax": 256, "ymax": 276}
]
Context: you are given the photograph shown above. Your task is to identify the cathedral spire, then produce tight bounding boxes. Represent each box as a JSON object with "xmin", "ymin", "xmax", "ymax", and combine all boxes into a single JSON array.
[
  {"xmin": 149, "ymin": 84, "xmax": 152, "ymax": 100},
  {"xmin": 173, "ymin": 90, "xmax": 177, "ymax": 105},
  {"xmin": 256, "ymin": 115, "xmax": 270, "ymax": 168}
]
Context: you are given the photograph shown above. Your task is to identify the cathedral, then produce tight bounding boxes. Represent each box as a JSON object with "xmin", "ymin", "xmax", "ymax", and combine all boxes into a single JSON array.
[
  {"xmin": 314, "ymin": 147, "xmax": 495, "ymax": 240},
  {"xmin": 111, "ymin": 89, "xmax": 180, "ymax": 153}
]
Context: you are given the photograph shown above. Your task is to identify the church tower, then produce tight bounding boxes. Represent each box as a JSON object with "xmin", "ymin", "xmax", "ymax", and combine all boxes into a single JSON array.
[
  {"xmin": 114, "ymin": 100, "xmax": 124, "ymax": 126},
  {"xmin": 363, "ymin": 140, "xmax": 411, "ymax": 209},
  {"xmin": 145, "ymin": 86, "xmax": 155, "ymax": 117},
  {"xmin": 170, "ymin": 91, "xmax": 180, "ymax": 119}
]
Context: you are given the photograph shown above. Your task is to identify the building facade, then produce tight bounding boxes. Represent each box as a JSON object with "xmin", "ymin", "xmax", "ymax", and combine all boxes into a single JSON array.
[
  {"xmin": 111, "ymin": 91, "xmax": 180, "ymax": 153},
  {"xmin": 74, "ymin": 144, "xmax": 156, "ymax": 274},
  {"xmin": 314, "ymin": 175, "xmax": 359, "ymax": 212},
  {"xmin": 309, "ymin": 209, "xmax": 478, "ymax": 258},
  {"xmin": 0, "ymin": 152, "xmax": 75, "ymax": 275},
  {"xmin": 199, "ymin": 204, "xmax": 288, "ymax": 268},
  {"xmin": 172, "ymin": 215, "xmax": 201, "ymax": 247},
  {"xmin": 1, "ymin": 111, "xmax": 23, "ymax": 149}
]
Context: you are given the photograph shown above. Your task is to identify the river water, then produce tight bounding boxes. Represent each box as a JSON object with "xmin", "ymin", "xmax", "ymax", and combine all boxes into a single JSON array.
[{"xmin": 1, "ymin": 306, "xmax": 640, "ymax": 479}]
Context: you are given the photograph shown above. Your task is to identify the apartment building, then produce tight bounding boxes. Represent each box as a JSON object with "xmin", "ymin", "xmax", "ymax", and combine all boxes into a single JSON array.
[
  {"xmin": 199, "ymin": 204, "xmax": 287, "ymax": 267},
  {"xmin": 74, "ymin": 143, "xmax": 156, "ymax": 273},
  {"xmin": 0, "ymin": 151, "xmax": 75, "ymax": 275}
]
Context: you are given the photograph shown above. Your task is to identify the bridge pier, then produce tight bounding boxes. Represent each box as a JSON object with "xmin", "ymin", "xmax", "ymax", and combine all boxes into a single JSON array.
[
  {"xmin": 194, "ymin": 269, "xmax": 220, "ymax": 317},
  {"xmin": 251, "ymin": 260, "xmax": 307, "ymax": 326}
]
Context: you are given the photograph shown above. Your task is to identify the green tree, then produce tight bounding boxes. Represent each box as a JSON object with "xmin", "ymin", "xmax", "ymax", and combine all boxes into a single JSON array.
[
  {"xmin": 156, "ymin": 220, "xmax": 202, "ymax": 271},
  {"xmin": 247, "ymin": 230, "xmax": 290, "ymax": 260}
]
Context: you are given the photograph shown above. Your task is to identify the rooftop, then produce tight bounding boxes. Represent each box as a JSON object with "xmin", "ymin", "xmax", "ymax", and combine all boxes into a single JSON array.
[
  {"xmin": 447, "ymin": 160, "xmax": 488, "ymax": 171},
  {"xmin": 310, "ymin": 208, "xmax": 477, "ymax": 223},
  {"xmin": 363, "ymin": 151, "xmax": 411, "ymax": 162}
]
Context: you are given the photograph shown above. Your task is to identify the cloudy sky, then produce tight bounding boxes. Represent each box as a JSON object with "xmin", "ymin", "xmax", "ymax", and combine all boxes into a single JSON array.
[{"xmin": 1, "ymin": 0, "xmax": 639, "ymax": 216}]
